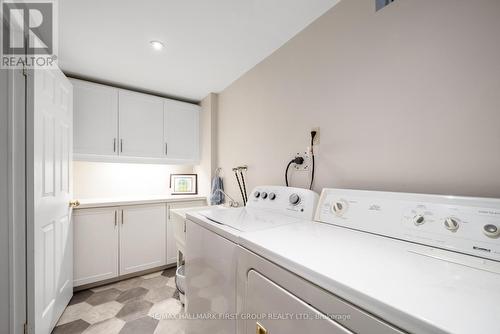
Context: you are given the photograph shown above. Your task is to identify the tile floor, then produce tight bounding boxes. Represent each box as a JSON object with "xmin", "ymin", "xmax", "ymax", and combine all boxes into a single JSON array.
[{"xmin": 52, "ymin": 268, "xmax": 185, "ymax": 334}]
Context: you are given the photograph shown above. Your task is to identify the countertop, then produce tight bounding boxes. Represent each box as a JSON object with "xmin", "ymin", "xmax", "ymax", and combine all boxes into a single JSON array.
[
  {"xmin": 75, "ymin": 195, "xmax": 208, "ymax": 209},
  {"xmin": 170, "ymin": 206, "xmax": 212, "ymax": 219}
]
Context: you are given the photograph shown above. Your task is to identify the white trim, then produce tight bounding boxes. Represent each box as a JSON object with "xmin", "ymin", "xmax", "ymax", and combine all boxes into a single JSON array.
[
  {"xmin": 25, "ymin": 66, "xmax": 35, "ymax": 334},
  {"xmin": 73, "ymin": 153, "xmax": 199, "ymax": 166},
  {"xmin": 7, "ymin": 68, "xmax": 27, "ymax": 334}
]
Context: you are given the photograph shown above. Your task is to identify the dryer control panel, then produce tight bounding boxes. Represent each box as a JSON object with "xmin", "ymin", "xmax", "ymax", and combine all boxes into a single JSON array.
[
  {"xmin": 247, "ymin": 186, "xmax": 319, "ymax": 221},
  {"xmin": 316, "ymin": 188, "xmax": 500, "ymax": 262}
]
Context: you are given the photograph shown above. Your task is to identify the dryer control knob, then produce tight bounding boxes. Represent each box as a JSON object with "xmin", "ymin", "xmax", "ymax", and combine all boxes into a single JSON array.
[
  {"xmin": 444, "ymin": 217, "xmax": 460, "ymax": 232},
  {"xmin": 331, "ymin": 200, "xmax": 348, "ymax": 216},
  {"xmin": 261, "ymin": 192, "xmax": 268, "ymax": 199},
  {"xmin": 413, "ymin": 215, "xmax": 425, "ymax": 226},
  {"xmin": 483, "ymin": 224, "xmax": 500, "ymax": 238},
  {"xmin": 269, "ymin": 193, "xmax": 276, "ymax": 200},
  {"xmin": 254, "ymin": 191, "xmax": 260, "ymax": 198},
  {"xmin": 289, "ymin": 193, "xmax": 301, "ymax": 206}
]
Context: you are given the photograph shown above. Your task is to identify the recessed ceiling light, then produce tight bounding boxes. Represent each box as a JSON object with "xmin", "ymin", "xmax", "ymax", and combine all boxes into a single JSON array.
[{"xmin": 150, "ymin": 40, "xmax": 165, "ymax": 51}]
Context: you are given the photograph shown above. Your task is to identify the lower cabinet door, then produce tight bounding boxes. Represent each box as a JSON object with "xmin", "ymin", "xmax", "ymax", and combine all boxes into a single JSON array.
[
  {"xmin": 73, "ymin": 208, "xmax": 119, "ymax": 286},
  {"xmin": 120, "ymin": 204, "xmax": 167, "ymax": 275},
  {"xmin": 243, "ymin": 270, "xmax": 353, "ymax": 334}
]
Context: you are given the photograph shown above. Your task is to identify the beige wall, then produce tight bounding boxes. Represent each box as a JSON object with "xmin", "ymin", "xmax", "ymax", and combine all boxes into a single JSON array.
[
  {"xmin": 73, "ymin": 162, "xmax": 193, "ymax": 198},
  {"xmin": 194, "ymin": 93, "xmax": 218, "ymax": 196},
  {"xmin": 216, "ymin": 0, "xmax": 500, "ymax": 201}
]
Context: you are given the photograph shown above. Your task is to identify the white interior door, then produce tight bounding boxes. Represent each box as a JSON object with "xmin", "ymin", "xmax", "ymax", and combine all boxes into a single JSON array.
[{"xmin": 33, "ymin": 68, "xmax": 73, "ymax": 333}]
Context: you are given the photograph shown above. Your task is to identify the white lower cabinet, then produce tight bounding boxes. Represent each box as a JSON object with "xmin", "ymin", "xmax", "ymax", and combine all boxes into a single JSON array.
[
  {"xmin": 73, "ymin": 208, "xmax": 119, "ymax": 287},
  {"xmin": 120, "ymin": 204, "xmax": 166, "ymax": 275},
  {"xmin": 74, "ymin": 203, "xmax": 168, "ymax": 287}
]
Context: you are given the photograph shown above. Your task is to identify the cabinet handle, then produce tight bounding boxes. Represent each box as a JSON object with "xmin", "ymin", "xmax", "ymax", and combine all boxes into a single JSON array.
[
  {"xmin": 165, "ymin": 143, "xmax": 168, "ymax": 156},
  {"xmin": 121, "ymin": 210, "xmax": 124, "ymax": 225},
  {"xmin": 114, "ymin": 210, "xmax": 117, "ymax": 227},
  {"xmin": 120, "ymin": 139, "xmax": 123, "ymax": 153}
]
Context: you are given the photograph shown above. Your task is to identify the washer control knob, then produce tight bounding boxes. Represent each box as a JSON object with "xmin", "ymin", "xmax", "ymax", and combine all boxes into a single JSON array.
[
  {"xmin": 483, "ymin": 224, "xmax": 500, "ymax": 238},
  {"xmin": 289, "ymin": 193, "xmax": 301, "ymax": 206},
  {"xmin": 413, "ymin": 215, "xmax": 425, "ymax": 226},
  {"xmin": 261, "ymin": 192, "xmax": 268, "ymax": 199},
  {"xmin": 444, "ymin": 217, "xmax": 460, "ymax": 232},
  {"xmin": 331, "ymin": 200, "xmax": 348, "ymax": 216},
  {"xmin": 254, "ymin": 191, "xmax": 260, "ymax": 198},
  {"xmin": 269, "ymin": 193, "xmax": 276, "ymax": 200}
]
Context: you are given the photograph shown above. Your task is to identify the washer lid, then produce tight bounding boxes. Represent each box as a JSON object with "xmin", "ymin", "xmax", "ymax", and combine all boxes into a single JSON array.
[{"xmin": 197, "ymin": 206, "xmax": 304, "ymax": 232}]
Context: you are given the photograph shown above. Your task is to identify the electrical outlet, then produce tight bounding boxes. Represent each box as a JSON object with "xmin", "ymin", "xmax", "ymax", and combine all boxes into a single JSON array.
[
  {"xmin": 294, "ymin": 151, "xmax": 311, "ymax": 171},
  {"xmin": 311, "ymin": 127, "xmax": 320, "ymax": 145},
  {"xmin": 376, "ymin": 0, "xmax": 395, "ymax": 11}
]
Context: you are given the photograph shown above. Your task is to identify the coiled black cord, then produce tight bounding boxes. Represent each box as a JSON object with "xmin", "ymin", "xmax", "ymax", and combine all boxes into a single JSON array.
[
  {"xmin": 309, "ymin": 131, "xmax": 317, "ymax": 190},
  {"xmin": 285, "ymin": 157, "xmax": 304, "ymax": 187}
]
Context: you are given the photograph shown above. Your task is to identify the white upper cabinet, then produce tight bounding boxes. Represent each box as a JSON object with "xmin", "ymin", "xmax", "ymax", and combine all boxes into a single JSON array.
[
  {"xmin": 119, "ymin": 90, "xmax": 165, "ymax": 158},
  {"xmin": 164, "ymin": 100, "xmax": 200, "ymax": 162},
  {"xmin": 71, "ymin": 79, "xmax": 118, "ymax": 157},
  {"xmin": 71, "ymin": 78, "xmax": 199, "ymax": 164}
]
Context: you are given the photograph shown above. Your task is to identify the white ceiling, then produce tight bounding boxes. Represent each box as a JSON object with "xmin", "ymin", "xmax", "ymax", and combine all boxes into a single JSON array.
[{"xmin": 59, "ymin": 0, "xmax": 340, "ymax": 101}]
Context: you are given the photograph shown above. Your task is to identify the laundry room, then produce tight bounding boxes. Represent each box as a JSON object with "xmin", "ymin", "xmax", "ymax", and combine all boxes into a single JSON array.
[{"xmin": 1, "ymin": 0, "xmax": 499, "ymax": 334}]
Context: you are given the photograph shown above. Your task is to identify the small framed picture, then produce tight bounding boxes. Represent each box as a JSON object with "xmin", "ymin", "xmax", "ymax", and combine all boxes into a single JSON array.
[{"xmin": 170, "ymin": 174, "xmax": 198, "ymax": 195}]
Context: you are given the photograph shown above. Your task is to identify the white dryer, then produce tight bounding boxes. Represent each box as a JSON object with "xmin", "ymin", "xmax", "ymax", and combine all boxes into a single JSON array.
[
  {"xmin": 185, "ymin": 186, "xmax": 319, "ymax": 334},
  {"xmin": 237, "ymin": 189, "xmax": 500, "ymax": 334}
]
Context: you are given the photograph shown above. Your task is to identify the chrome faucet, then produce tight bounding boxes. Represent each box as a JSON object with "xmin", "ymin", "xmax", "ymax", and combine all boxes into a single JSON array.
[{"xmin": 214, "ymin": 189, "xmax": 239, "ymax": 207}]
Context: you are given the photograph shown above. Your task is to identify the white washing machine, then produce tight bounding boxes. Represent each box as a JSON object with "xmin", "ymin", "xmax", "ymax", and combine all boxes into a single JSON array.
[
  {"xmin": 185, "ymin": 185, "xmax": 319, "ymax": 334},
  {"xmin": 237, "ymin": 189, "xmax": 500, "ymax": 334}
]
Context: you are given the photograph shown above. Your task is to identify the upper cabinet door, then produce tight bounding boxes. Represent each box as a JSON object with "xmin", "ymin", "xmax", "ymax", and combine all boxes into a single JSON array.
[
  {"xmin": 164, "ymin": 99, "xmax": 200, "ymax": 162},
  {"xmin": 72, "ymin": 79, "xmax": 118, "ymax": 156},
  {"xmin": 119, "ymin": 90, "xmax": 164, "ymax": 158}
]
